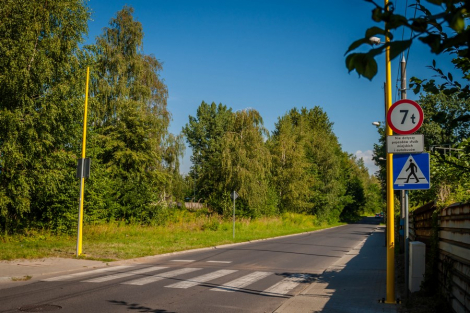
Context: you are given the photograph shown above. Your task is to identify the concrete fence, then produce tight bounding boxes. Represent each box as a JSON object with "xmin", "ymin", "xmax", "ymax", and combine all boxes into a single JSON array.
[{"xmin": 410, "ymin": 201, "xmax": 470, "ymax": 313}]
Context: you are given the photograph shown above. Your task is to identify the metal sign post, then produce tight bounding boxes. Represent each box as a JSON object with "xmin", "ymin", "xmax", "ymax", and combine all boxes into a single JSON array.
[{"xmin": 231, "ymin": 191, "xmax": 238, "ymax": 239}]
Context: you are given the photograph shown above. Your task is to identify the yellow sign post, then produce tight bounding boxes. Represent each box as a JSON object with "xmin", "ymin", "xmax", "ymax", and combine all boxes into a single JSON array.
[
  {"xmin": 76, "ymin": 67, "xmax": 90, "ymax": 257},
  {"xmin": 385, "ymin": 0, "xmax": 395, "ymax": 303}
]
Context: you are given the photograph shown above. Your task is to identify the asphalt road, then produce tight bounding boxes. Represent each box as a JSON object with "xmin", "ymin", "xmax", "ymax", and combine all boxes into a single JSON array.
[{"xmin": 0, "ymin": 218, "xmax": 381, "ymax": 313}]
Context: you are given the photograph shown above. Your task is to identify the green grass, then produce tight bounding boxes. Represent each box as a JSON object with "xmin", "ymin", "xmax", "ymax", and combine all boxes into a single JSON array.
[
  {"xmin": 11, "ymin": 275, "xmax": 32, "ymax": 281},
  {"xmin": 0, "ymin": 212, "xmax": 344, "ymax": 261}
]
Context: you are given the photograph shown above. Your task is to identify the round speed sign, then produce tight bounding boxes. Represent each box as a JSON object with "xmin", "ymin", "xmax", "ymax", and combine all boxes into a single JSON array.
[{"xmin": 386, "ymin": 99, "xmax": 424, "ymax": 135}]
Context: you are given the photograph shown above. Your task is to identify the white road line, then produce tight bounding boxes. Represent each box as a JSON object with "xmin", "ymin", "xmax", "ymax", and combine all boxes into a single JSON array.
[
  {"xmin": 122, "ymin": 268, "xmax": 202, "ymax": 286},
  {"xmin": 165, "ymin": 269, "xmax": 237, "ymax": 289},
  {"xmin": 261, "ymin": 274, "xmax": 310, "ymax": 296},
  {"xmin": 42, "ymin": 266, "xmax": 133, "ymax": 282},
  {"xmin": 207, "ymin": 261, "xmax": 232, "ymax": 263},
  {"xmin": 82, "ymin": 266, "xmax": 167, "ymax": 283},
  {"xmin": 211, "ymin": 271, "xmax": 272, "ymax": 292}
]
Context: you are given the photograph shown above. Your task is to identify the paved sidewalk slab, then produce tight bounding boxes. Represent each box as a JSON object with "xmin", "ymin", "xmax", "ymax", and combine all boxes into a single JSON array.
[
  {"xmin": 275, "ymin": 226, "xmax": 397, "ymax": 313},
  {"xmin": 0, "ymin": 258, "xmax": 107, "ymax": 286}
]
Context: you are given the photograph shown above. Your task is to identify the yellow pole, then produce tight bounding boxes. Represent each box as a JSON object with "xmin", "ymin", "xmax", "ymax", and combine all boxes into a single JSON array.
[
  {"xmin": 385, "ymin": 0, "xmax": 395, "ymax": 303},
  {"xmin": 76, "ymin": 66, "xmax": 90, "ymax": 256}
]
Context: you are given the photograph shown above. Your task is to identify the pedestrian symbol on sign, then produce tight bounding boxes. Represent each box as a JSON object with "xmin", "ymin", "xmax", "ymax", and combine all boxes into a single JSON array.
[
  {"xmin": 405, "ymin": 159, "xmax": 419, "ymax": 183},
  {"xmin": 394, "ymin": 155, "xmax": 429, "ymax": 186}
]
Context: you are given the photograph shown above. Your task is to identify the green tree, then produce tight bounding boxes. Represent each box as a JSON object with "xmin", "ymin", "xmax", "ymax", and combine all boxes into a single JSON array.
[
  {"xmin": 418, "ymin": 93, "xmax": 470, "ymax": 147},
  {"xmin": 182, "ymin": 101, "xmax": 233, "ymax": 202},
  {"xmin": 162, "ymin": 133, "xmax": 186, "ymax": 201},
  {"xmin": 269, "ymin": 112, "xmax": 314, "ymax": 213},
  {"xmin": 302, "ymin": 107, "xmax": 347, "ymax": 222},
  {"xmin": 219, "ymin": 109, "xmax": 273, "ymax": 217},
  {"xmin": 269, "ymin": 107, "xmax": 350, "ymax": 222},
  {"xmin": 0, "ymin": 0, "xmax": 90, "ymax": 233},
  {"xmin": 87, "ymin": 6, "xmax": 170, "ymax": 222},
  {"xmin": 409, "ymin": 92, "xmax": 470, "ymax": 206}
]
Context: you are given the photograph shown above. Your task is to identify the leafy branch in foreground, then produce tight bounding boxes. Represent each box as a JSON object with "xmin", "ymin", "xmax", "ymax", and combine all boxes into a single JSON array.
[{"xmin": 345, "ymin": 0, "xmax": 469, "ymax": 80}]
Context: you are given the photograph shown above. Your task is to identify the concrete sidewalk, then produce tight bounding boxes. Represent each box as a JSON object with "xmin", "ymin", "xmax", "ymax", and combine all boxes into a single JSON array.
[
  {"xmin": 275, "ymin": 226, "xmax": 397, "ymax": 313},
  {"xmin": 0, "ymin": 258, "xmax": 108, "ymax": 288}
]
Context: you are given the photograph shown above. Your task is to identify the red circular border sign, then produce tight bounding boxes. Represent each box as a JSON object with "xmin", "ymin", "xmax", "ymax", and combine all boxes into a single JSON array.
[{"xmin": 386, "ymin": 99, "xmax": 424, "ymax": 135}]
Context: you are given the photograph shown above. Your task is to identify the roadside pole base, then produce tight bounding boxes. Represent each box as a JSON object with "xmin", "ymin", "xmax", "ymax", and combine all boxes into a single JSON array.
[{"xmin": 380, "ymin": 298, "xmax": 400, "ymax": 304}]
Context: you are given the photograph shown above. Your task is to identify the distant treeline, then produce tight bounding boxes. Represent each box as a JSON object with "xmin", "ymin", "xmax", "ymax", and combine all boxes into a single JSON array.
[{"xmin": 0, "ymin": 1, "xmax": 383, "ymax": 235}]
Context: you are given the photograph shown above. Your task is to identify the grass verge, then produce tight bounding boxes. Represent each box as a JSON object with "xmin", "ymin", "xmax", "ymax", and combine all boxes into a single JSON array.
[{"xmin": 0, "ymin": 212, "xmax": 344, "ymax": 261}]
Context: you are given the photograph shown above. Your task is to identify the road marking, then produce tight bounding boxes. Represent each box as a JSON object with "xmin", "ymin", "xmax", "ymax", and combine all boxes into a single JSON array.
[
  {"xmin": 42, "ymin": 266, "xmax": 133, "ymax": 281},
  {"xmin": 122, "ymin": 268, "xmax": 202, "ymax": 286},
  {"xmin": 260, "ymin": 274, "xmax": 311, "ymax": 296},
  {"xmin": 212, "ymin": 271, "xmax": 272, "ymax": 292},
  {"xmin": 207, "ymin": 261, "xmax": 232, "ymax": 263},
  {"xmin": 165, "ymin": 269, "xmax": 237, "ymax": 289},
  {"xmin": 82, "ymin": 266, "xmax": 167, "ymax": 283},
  {"xmin": 170, "ymin": 260, "xmax": 195, "ymax": 262}
]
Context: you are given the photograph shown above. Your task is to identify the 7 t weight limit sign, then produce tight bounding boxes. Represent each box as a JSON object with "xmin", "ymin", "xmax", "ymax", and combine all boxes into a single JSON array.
[{"xmin": 386, "ymin": 99, "xmax": 424, "ymax": 135}]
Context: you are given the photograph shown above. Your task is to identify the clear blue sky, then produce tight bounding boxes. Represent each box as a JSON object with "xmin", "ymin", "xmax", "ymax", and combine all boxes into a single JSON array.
[{"xmin": 85, "ymin": 0, "xmax": 456, "ymax": 175}]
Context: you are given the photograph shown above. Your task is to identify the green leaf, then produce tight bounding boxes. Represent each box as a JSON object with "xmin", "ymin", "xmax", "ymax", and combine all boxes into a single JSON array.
[
  {"xmin": 389, "ymin": 40, "xmax": 412, "ymax": 60},
  {"xmin": 428, "ymin": 19, "xmax": 443, "ymax": 32},
  {"xmin": 365, "ymin": 26, "xmax": 386, "ymax": 39},
  {"xmin": 425, "ymin": 0, "xmax": 443, "ymax": 6},
  {"xmin": 346, "ymin": 53, "xmax": 378, "ymax": 80},
  {"xmin": 387, "ymin": 14, "xmax": 409, "ymax": 29},
  {"xmin": 419, "ymin": 34, "xmax": 442, "ymax": 53},
  {"xmin": 372, "ymin": 7, "xmax": 383, "ymax": 22},
  {"xmin": 411, "ymin": 18, "xmax": 428, "ymax": 32},
  {"xmin": 345, "ymin": 38, "xmax": 372, "ymax": 55},
  {"xmin": 449, "ymin": 13, "xmax": 465, "ymax": 32}
]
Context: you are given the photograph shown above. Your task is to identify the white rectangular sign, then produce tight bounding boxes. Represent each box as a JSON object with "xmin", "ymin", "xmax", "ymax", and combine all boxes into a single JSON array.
[{"xmin": 387, "ymin": 134, "xmax": 424, "ymax": 154}]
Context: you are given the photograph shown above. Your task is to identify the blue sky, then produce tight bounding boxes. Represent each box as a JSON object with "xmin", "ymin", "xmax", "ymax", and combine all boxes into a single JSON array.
[{"xmin": 85, "ymin": 0, "xmax": 456, "ymax": 175}]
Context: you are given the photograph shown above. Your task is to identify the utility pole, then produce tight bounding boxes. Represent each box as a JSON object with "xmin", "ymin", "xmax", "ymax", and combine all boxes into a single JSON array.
[
  {"xmin": 400, "ymin": 56, "xmax": 406, "ymax": 254},
  {"xmin": 401, "ymin": 55, "xmax": 410, "ymax": 299}
]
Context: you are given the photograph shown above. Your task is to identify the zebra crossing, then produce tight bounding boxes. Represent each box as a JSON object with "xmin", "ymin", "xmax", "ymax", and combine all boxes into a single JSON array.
[{"xmin": 41, "ymin": 265, "xmax": 313, "ymax": 296}]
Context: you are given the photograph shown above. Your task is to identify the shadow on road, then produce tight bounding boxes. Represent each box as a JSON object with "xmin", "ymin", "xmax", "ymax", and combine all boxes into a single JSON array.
[{"xmin": 108, "ymin": 300, "xmax": 175, "ymax": 312}]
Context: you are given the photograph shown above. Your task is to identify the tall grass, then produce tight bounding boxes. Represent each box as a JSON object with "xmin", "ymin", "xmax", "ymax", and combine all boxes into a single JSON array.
[{"xmin": 0, "ymin": 211, "xmax": 343, "ymax": 261}]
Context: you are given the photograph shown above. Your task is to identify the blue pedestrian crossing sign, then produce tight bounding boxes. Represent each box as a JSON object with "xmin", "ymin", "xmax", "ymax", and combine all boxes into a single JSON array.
[{"xmin": 393, "ymin": 153, "xmax": 430, "ymax": 190}]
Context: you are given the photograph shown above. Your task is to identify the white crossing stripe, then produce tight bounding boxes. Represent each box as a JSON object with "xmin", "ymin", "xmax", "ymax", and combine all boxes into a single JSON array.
[
  {"xmin": 165, "ymin": 269, "xmax": 237, "ymax": 289},
  {"xmin": 260, "ymin": 274, "xmax": 311, "ymax": 296},
  {"xmin": 82, "ymin": 266, "xmax": 167, "ymax": 283},
  {"xmin": 211, "ymin": 271, "xmax": 272, "ymax": 292},
  {"xmin": 122, "ymin": 267, "xmax": 202, "ymax": 286},
  {"xmin": 42, "ymin": 266, "xmax": 133, "ymax": 281}
]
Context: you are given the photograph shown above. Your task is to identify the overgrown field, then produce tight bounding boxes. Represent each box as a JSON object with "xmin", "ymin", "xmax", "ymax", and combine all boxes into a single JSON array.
[{"xmin": 0, "ymin": 212, "xmax": 344, "ymax": 261}]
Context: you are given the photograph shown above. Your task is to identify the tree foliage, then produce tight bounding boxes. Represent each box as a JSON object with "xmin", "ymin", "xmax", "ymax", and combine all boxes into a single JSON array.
[
  {"xmin": 0, "ymin": 4, "xmax": 180, "ymax": 233},
  {"xmin": 184, "ymin": 103, "xmax": 383, "ymax": 222},
  {"xmin": 269, "ymin": 112, "xmax": 314, "ymax": 213},
  {"xmin": 86, "ymin": 6, "xmax": 171, "ymax": 222},
  {"xmin": 0, "ymin": 0, "xmax": 90, "ymax": 233},
  {"xmin": 0, "ymin": 3, "xmax": 384, "ymax": 234},
  {"xmin": 346, "ymin": 0, "xmax": 470, "ymax": 80}
]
